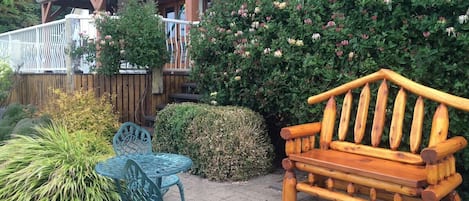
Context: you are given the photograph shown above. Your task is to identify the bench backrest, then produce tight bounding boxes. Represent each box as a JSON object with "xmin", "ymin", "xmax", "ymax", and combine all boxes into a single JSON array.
[{"xmin": 310, "ymin": 69, "xmax": 469, "ymax": 165}]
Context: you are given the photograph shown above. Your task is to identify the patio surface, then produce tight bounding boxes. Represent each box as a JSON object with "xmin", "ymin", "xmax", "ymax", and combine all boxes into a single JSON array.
[{"xmin": 163, "ymin": 168, "xmax": 322, "ymax": 201}]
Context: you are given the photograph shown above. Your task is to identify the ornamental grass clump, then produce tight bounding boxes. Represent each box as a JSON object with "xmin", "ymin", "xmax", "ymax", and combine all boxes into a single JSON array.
[
  {"xmin": 154, "ymin": 103, "xmax": 274, "ymax": 181},
  {"xmin": 0, "ymin": 123, "xmax": 118, "ymax": 201}
]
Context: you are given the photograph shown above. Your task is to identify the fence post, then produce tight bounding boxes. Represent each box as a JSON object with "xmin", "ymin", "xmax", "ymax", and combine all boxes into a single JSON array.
[{"xmin": 65, "ymin": 14, "xmax": 75, "ymax": 92}]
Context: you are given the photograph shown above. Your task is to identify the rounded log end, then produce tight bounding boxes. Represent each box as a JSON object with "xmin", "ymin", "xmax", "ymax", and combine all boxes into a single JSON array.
[
  {"xmin": 282, "ymin": 158, "xmax": 295, "ymax": 170},
  {"xmin": 420, "ymin": 148, "xmax": 437, "ymax": 164},
  {"xmin": 422, "ymin": 190, "xmax": 438, "ymax": 201},
  {"xmin": 280, "ymin": 128, "xmax": 292, "ymax": 140}
]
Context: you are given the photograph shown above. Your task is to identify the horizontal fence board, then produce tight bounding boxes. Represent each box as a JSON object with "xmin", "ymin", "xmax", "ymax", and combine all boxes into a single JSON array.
[{"xmin": 8, "ymin": 73, "xmax": 188, "ymax": 125}]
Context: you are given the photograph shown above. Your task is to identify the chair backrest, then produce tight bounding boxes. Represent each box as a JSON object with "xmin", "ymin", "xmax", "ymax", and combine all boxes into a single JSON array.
[
  {"xmin": 124, "ymin": 159, "xmax": 163, "ymax": 201},
  {"xmin": 308, "ymin": 69, "xmax": 469, "ymax": 164},
  {"xmin": 113, "ymin": 122, "xmax": 152, "ymax": 156}
]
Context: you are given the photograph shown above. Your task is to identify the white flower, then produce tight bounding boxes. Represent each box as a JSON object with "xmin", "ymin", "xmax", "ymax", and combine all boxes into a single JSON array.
[
  {"xmin": 235, "ymin": 76, "xmax": 241, "ymax": 81},
  {"xmin": 251, "ymin": 21, "xmax": 260, "ymax": 29},
  {"xmin": 263, "ymin": 48, "xmax": 271, "ymax": 54},
  {"xmin": 230, "ymin": 22, "xmax": 236, "ymax": 27},
  {"xmin": 312, "ymin": 33, "xmax": 321, "ymax": 41},
  {"xmin": 254, "ymin": 7, "xmax": 261, "ymax": 14},
  {"xmin": 210, "ymin": 92, "xmax": 218, "ymax": 96},
  {"xmin": 446, "ymin": 27, "xmax": 455, "ymax": 37},
  {"xmin": 274, "ymin": 50, "xmax": 283, "ymax": 58},
  {"xmin": 278, "ymin": 2, "xmax": 287, "ymax": 9},
  {"xmin": 458, "ymin": 15, "xmax": 468, "ymax": 24},
  {"xmin": 383, "ymin": 0, "xmax": 392, "ymax": 5},
  {"xmin": 210, "ymin": 100, "xmax": 218, "ymax": 105},
  {"xmin": 295, "ymin": 40, "xmax": 304, "ymax": 46},
  {"xmin": 287, "ymin": 38, "xmax": 296, "ymax": 45}
]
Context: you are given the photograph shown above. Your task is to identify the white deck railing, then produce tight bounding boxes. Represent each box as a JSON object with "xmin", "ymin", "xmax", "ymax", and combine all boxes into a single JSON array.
[{"xmin": 0, "ymin": 14, "xmax": 198, "ymax": 74}]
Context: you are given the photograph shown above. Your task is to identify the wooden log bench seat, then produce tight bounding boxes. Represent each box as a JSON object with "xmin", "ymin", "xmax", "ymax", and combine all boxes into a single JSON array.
[{"xmin": 281, "ymin": 69, "xmax": 468, "ymax": 201}]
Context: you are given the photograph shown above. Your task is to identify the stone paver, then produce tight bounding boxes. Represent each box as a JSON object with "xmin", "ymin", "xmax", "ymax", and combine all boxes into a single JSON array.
[{"xmin": 163, "ymin": 169, "xmax": 321, "ymax": 201}]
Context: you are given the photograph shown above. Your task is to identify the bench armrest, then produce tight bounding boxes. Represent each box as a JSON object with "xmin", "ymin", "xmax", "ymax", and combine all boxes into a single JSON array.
[
  {"xmin": 281, "ymin": 122, "xmax": 321, "ymax": 140},
  {"xmin": 421, "ymin": 136, "xmax": 467, "ymax": 164}
]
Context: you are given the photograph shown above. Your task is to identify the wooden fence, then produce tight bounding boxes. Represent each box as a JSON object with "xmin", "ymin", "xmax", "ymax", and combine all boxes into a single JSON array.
[{"xmin": 8, "ymin": 72, "xmax": 188, "ymax": 124}]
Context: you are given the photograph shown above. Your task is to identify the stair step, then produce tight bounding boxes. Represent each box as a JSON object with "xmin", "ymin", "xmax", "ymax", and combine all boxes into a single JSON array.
[
  {"xmin": 181, "ymin": 82, "xmax": 197, "ymax": 88},
  {"xmin": 170, "ymin": 93, "xmax": 201, "ymax": 102}
]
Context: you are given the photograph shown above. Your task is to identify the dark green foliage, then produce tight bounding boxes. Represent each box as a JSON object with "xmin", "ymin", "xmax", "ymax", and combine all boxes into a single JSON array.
[
  {"xmin": 190, "ymin": 0, "xmax": 469, "ymax": 196},
  {"xmin": 153, "ymin": 103, "xmax": 274, "ymax": 181},
  {"xmin": 77, "ymin": 0, "xmax": 169, "ymax": 75},
  {"xmin": 11, "ymin": 116, "xmax": 51, "ymax": 137},
  {"xmin": 0, "ymin": 103, "xmax": 37, "ymax": 141},
  {"xmin": 0, "ymin": 0, "xmax": 39, "ymax": 33},
  {"xmin": 0, "ymin": 123, "xmax": 118, "ymax": 200}
]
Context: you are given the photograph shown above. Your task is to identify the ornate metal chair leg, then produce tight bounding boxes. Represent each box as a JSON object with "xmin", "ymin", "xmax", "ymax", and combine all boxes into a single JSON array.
[{"xmin": 176, "ymin": 181, "xmax": 185, "ymax": 201}]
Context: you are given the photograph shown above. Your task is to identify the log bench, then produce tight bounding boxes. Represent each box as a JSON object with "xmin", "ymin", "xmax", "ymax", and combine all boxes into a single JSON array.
[{"xmin": 281, "ymin": 69, "xmax": 468, "ymax": 201}]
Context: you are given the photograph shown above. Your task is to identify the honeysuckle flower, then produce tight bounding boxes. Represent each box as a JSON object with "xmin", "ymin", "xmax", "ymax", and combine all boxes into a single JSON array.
[
  {"xmin": 235, "ymin": 68, "xmax": 242, "ymax": 73},
  {"xmin": 438, "ymin": 16, "xmax": 447, "ymax": 24},
  {"xmin": 230, "ymin": 22, "xmax": 236, "ymax": 27},
  {"xmin": 254, "ymin": 7, "xmax": 261, "ymax": 14},
  {"xmin": 458, "ymin": 15, "xmax": 468, "ymax": 24},
  {"xmin": 336, "ymin": 50, "xmax": 343, "ymax": 57},
  {"xmin": 383, "ymin": 0, "xmax": 392, "ymax": 5},
  {"xmin": 287, "ymin": 38, "xmax": 297, "ymax": 45},
  {"xmin": 108, "ymin": 41, "xmax": 115, "ymax": 46},
  {"xmin": 326, "ymin": 21, "xmax": 336, "ymax": 27},
  {"xmin": 210, "ymin": 38, "xmax": 217, "ymax": 43},
  {"xmin": 263, "ymin": 48, "xmax": 271, "ymax": 54},
  {"xmin": 341, "ymin": 40, "xmax": 349, "ymax": 46},
  {"xmin": 312, "ymin": 33, "xmax": 321, "ymax": 40},
  {"xmin": 235, "ymin": 76, "xmax": 241, "ymax": 81},
  {"xmin": 371, "ymin": 15, "xmax": 378, "ymax": 21},
  {"xmin": 251, "ymin": 21, "xmax": 260, "ymax": 29},
  {"xmin": 100, "ymin": 40, "xmax": 106, "ymax": 45},
  {"xmin": 304, "ymin": 18, "xmax": 313, "ymax": 25},
  {"xmin": 249, "ymin": 28, "xmax": 255, "ymax": 32},
  {"xmin": 274, "ymin": 50, "xmax": 283, "ymax": 57},
  {"xmin": 210, "ymin": 92, "xmax": 218, "ymax": 96},
  {"xmin": 87, "ymin": 39, "xmax": 94, "ymax": 44},
  {"xmin": 423, "ymin": 31, "xmax": 430, "ymax": 38},
  {"xmin": 295, "ymin": 40, "xmax": 304, "ymax": 46},
  {"xmin": 235, "ymin": 31, "xmax": 243, "ymax": 37},
  {"xmin": 361, "ymin": 34, "xmax": 369, "ymax": 39},
  {"xmin": 104, "ymin": 35, "xmax": 112, "ymax": 40},
  {"xmin": 348, "ymin": 52, "xmax": 355, "ymax": 61},
  {"xmin": 210, "ymin": 100, "xmax": 218, "ymax": 105},
  {"xmin": 242, "ymin": 51, "xmax": 251, "ymax": 58},
  {"xmin": 273, "ymin": 1, "xmax": 280, "ymax": 7},
  {"xmin": 296, "ymin": 4, "xmax": 302, "ymax": 11},
  {"xmin": 266, "ymin": 16, "xmax": 272, "ymax": 21},
  {"xmin": 446, "ymin": 27, "xmax": 455, "ymax": 36},
  {"xmin": 120, "ymin": 50, "xmax": 125, "ymax": 54},
  {"xmin": 278, "ymin": 2, "xmax": 287, "ymax": 9}
]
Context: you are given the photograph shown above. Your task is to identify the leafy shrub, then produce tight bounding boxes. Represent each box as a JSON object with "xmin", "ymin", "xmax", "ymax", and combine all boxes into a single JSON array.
[
  {"xmin": 73, "ymin": 0, "xmax": 168, "ymax": 75},
  {"xmin": 0, "ymin": 123, "xmax": 118, "ymax": 200},
  {"xmin": 0, "ymin": 103, "xmax": 38, "ymax": 141},
  {"xmin": 154, "ymin": 103, "xmax": 274, "ymax": 181},
  {"xmin": 0, "ymin": 60, "xmax": 13, "ymax": 106},
  {"xmin": 190, "ymin": 0, "xmax": 469, "ymax": 195},
  {"xmin": 40, "ymin": 89, "xmax": 119, "ymax": 140}
]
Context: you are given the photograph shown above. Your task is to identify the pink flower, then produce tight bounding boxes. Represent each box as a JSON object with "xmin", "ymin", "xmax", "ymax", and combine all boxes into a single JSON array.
[
  {"xmin": 266, "ymin": 16, "xmax": 272, "ymax": 21},
  {"xmin": 336, "ymin": 50, "xmax": 344, "ymax": 57},
  {"xmin": 371, "ymin": 15, "xmax": 378, "ymax": 21},
  {"xmin": 361, "ymin": 34, "xmax": 369, "ymax": 40},
  {"xmin": 341, "ymin": 40, "xmax": 349, "ymax": 46},
  {"xmin": 104, "ymin": 35, "xmax": 112, "ymax": 40},
  {"xmin": 304, "ymin": 18, "xmax": 313, "ymax": 25},
  {"xmin": 296, "ymin": 4, "xmax": 302, "ymax": 11},
  {"xmin": 422, "ymin": 31, "xmax": 430, "ymax": 38},
  {"xmin": 326, "ymin": 21, "xmax": 336, "ymax": 27}
]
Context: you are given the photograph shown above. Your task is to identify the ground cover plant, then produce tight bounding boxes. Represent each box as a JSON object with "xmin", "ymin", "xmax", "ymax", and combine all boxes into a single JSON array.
[
  {"xmin": 190, "ymin": 0, "xmax": 469, "ymax": 196},
  {"xmin": 0, "ymin": 103, "xmax": 39, "ymax": 141},
  {"xmin": 154, "ymin": 103, "xmax": 274, "ymax": 181},
  {"xmin": 0, "ymin": 123, "xmax": 118, "ymax": 201}
]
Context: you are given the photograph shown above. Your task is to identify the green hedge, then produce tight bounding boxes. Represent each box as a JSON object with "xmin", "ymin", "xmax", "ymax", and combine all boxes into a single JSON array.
[
  {"xmin": 190, "ymin": 0, "xmax": 469, "ymax": 196},
  {"xmin": 153, "ymin": 103, "xmax": 274, "ymax": 181}
]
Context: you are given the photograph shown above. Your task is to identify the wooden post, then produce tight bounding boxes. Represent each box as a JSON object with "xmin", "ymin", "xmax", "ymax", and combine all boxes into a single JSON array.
[
  {"xmin": 282, "ymin": 159, "xmax": 297, "ymax": 201},
  {"xmin": 185, "ymin": 0, "xmax": 200, "ymax": 21},
  {"xmin": 64, "ymin": 14, "xmax": 74, "ymax": 92}
]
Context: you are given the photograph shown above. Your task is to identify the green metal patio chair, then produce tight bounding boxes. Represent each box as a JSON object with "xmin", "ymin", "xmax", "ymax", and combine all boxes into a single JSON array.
[
  {"xmin": 113, "ymin": 122, "xmax": 186, "ymax": 201},
  {"xmin": 124, "ymin": 159, "xmax": 163, "ymax": 201}
]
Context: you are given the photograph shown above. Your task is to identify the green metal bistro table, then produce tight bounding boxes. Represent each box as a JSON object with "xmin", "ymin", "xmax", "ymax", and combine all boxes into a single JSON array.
[{"xmin": 95, "ymin": 153, "xmax": 192, "ymax": 201}]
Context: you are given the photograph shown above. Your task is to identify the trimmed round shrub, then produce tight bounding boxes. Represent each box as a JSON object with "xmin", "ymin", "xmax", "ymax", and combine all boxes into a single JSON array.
[
  {"xmin": 153, "ymin": 103, "xmax": 274, "ymax": 181},
  {"xmin": 0, "ymin": 123, "xmax": 118, "ymax": 200}
]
